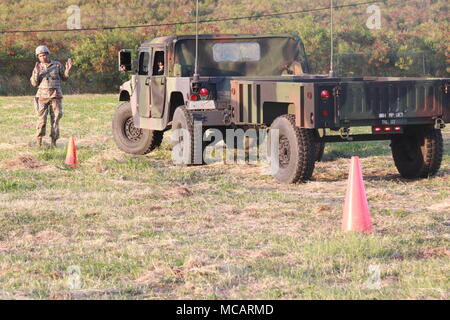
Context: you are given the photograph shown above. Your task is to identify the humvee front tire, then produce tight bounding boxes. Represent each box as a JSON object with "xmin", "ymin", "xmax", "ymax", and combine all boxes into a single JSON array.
[
  {"xmin": 268, "ymin": 114, "xmax": 316, "ymax": 183},
  {"xmin": 391, "ymin": 126, "xmax": 443, "ymax": 179},
  {"xmin": 112, "ymin": 102, "xmax": 163, "ymax": 155},
  {"xmin": 171, "ymin": 106, "xmax": 205, "ymax": 165}
]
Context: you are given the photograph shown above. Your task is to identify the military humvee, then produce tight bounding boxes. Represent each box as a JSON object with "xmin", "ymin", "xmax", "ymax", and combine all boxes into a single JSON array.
[{"xmin": 113, "ymin": 34, "xmax": 449, "ymax": 183}]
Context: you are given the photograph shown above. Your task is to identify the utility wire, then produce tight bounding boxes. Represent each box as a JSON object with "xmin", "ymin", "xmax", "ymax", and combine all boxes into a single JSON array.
[{"xmin": 0, "ymin": 0, "xmax": 384, "ymax": 34}]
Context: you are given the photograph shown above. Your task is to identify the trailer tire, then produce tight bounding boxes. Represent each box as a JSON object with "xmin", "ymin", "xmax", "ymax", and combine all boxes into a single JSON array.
[
  {"xmin": 112, "ymin": 102, "xmax": 164, "ymax": 155},
  {"xmin": 391, "ymin": 126, "xmax": 443, "ymax": 179},
  {"xmin": 268, "ymin": 114, "xmax": 316, "ymax": 183},
  {"xmin": 171, "ymin": 106, "xmax": 206, "ymax": 165}
]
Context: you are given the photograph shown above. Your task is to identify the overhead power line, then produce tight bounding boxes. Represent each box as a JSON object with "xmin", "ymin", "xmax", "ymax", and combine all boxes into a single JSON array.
[{"xmin": 0, "ymin": 0, "xmax": 384, "ymax": 34}]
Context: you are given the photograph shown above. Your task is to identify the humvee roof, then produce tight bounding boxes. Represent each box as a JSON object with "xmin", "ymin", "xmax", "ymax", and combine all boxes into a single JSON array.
[{"xmin": 141, "ymin": 34, "xmax": 300, "ymax": 47}]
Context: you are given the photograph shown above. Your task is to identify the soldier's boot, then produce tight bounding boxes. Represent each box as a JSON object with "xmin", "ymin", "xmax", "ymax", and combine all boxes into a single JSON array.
[
  {"xmin": 51, "ymin": 138, "xmax": 57, "ymax": 148},
  {"xmin": 36, "ymin": 137, "xmax": 42, "ymax": 147}
]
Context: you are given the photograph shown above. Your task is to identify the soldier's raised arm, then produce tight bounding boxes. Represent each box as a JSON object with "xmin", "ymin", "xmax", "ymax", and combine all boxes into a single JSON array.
[{"xmin": 30, "ymin": 62, "xmax": 42, "ymax": 87}]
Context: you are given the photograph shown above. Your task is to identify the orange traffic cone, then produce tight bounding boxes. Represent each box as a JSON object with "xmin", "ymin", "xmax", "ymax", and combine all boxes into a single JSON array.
[
  {"xmin": 65, "ymin": 136, "xmax": 78, "ymax": 168},
  {"xmin": 342, "ymin": 156, "xmax": 372, "ymax": 232}
]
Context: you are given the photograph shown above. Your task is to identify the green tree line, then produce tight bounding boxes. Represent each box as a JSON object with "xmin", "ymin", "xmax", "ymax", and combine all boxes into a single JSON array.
[{"xmin": 0, "ymin": 0, "xmax": 448, "ymax": 95}]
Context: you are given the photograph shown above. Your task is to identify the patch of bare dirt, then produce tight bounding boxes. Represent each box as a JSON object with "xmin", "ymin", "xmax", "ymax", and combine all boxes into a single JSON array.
[
  {"xmin": 25, "ymin": 231, "xmax": 67, "ymax": 244},
  {"xmin": 314, "ymin": 204, "xmax": 335, "ymax": 214},
  {"xmin": 227, "ymin": 163, "xmax": 261, "ymax": 175},
  {"xmin": 135, "ymin": 267, "xmax": 171, "ymax": 286},
  {"xmin": 0, "ymin": 143, "xmax": 16, "ymax": 150},
  {"xmin": 166, "ymin": 186, "xmax": 193, "ymax": 198},
  {"xmin": 85, "ymin": 149, "xmax": 128, "ymax": 165},
  {"xmin": 22, "ymin": 122, "xmax": 35, "ymax": 128},
  {"xmin": 313, "ymin": 160, "xmax": 349, "ymax": 182},
  {"xmin": 135, "ymin": 256, "xmax": 219, "ymax": 286},
  {"xmin": 146, "ymin": 205, "xmax": 163, "ymax": 212},
  {"xmin": 172, "ymin": 256, "xmax": 219, "ymax": 278},
  {"xmin": 2, "ymin": 154, "xmax": 42, "ymax": 170},
  {"xmin": 0, "ymin": 263, "xmax": 10, "ymax": 277},
  {"xmin": 77, "ymin": 135, "xmax": 111, "ymax": 147},
  {"xmin": 1, "ymin": 104, "xmax": 18, "ymax": 109},
  {"xmin": 0, "ymin": 289, "xmax": 32, "ymax": 300},
  {"xmin": 382, "ymin": 275, "xmax": 401, "ymax": 288},
  {"xmin": 220, "ymin": 205, "xmax": 241, "ymax": 215},
  {"xmin": 368, "ymin": 190, "xmax": 395, "ymax": 201},
  {"xmin": 86, "ymin": 229, "xmax": 113, "ymax": 236},
  {"xmin": 0, "ymin": 242, "xmax": 10, "ymax": 253},
  {"xmin": 419, "ymin": 247, "xmax": 450, "ymax": 259},
  {"xmin": 428, "ymin": 199, "xmax": 450, "ymax": 212}
]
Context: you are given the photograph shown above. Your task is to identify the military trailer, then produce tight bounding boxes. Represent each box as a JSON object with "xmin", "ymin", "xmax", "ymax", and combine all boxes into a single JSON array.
[{"xmin": 113, "ymin": 34, "xmax": 449, "ymax": 183}]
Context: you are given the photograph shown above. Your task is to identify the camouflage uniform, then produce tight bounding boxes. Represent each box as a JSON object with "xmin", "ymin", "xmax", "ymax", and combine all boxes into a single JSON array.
[{"xmin": 30, "ymin": 60, "xmax": 69, "ymax": 142}]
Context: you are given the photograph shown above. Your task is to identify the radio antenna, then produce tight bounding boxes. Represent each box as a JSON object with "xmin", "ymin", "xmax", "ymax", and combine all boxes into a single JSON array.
[
  {"xmin": 329, "ymin": 0, "xmax": 336, "ymax": 77},
  {"xmin": 193, "ymin": 0, "xmax": 200, "ymax": 82}
]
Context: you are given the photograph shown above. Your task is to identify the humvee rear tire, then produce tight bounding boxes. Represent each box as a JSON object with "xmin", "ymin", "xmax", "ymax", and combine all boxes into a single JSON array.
[
  {"xmin": 313, "ymin": 130, "xmax": 325, "ymax": 162},
  {"xmin": 112, "ymin": 102, "xmax": 163, "ymax": 155},
  {"xmin": 391, "ymin": 126, "xmax": 443, "ymax": 179},
  {"xmin": 268, "ymin": 114, "xmax": 316, "ymax": 183},
  {"xmin": 171, "ymin": 106, "xmax": 206, "ymax": 165},
  {"xmin": 315, "ymin": 141, "xmax": 325, "ymax": 162}
]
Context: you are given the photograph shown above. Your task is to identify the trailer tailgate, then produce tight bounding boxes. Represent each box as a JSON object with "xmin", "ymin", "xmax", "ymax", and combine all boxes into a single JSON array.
[{"xmin": 335, "ymin": 79, "xmax": 450, "ymax": 126}]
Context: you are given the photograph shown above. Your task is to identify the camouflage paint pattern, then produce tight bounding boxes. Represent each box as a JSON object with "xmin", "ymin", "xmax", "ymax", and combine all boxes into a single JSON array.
[
  {"xmin": 118, "ymin": 34, "xmax": 449, "ymax": 131},
  {"xmin": 335, "ymin": 79, "xmax": 450, "ymax": 127},
  {"xmin": 231, "ymin": 78, "xmax": 449, "ymax": 129},
  {"xmin": 230, "ymin": 80, "xmax": 317, "ymax": 128},
  {"xmin": 172, "ymin": 36, "xmax": 308, "ymax": 77},
  {"xmin": 121, "ymin": 35, "xmax": 309, "ymax": 130},
  {"xmin": 141, "ymin": 34, "xmax": 309, "ymax": 77}
]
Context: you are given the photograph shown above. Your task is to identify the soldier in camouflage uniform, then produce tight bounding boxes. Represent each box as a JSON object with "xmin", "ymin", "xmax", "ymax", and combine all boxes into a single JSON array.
[{"xmin": 30, "ymin": 45, "xmax": 72, "ymax": 147}]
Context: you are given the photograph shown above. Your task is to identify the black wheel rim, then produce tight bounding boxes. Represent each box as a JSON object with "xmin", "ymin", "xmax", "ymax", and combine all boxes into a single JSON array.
[
  {"xmin": 123, "ymin": 117, "xmax": 142, "ymax": 142},
  {"xmin": 279, "ymin": 135, "xmax": 290, "ymax": 168}
]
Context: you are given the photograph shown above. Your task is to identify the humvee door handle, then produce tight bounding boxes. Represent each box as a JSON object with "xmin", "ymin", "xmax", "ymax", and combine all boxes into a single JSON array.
[{"xmin": 145, "ymin": 77, "xmax": 151, "ymax": 86}]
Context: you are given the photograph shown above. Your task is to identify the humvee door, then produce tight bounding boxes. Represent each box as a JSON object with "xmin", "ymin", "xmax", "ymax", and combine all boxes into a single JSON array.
[
  {"xmin": 136, "ymin": 49, "xmax": 152, "ymax": 118},
  {"xmin": 149, "ymin": 48, "xmax": 166, "ymax": 119}
]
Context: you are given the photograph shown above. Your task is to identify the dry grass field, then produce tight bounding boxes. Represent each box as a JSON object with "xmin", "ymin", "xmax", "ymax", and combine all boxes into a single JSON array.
[{"xmin": 0, "ymin": 94, "xmax": 448, "ymax": 299}]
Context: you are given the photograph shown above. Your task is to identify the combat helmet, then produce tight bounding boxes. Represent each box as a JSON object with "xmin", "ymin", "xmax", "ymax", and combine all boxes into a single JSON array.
[{"xmin": 35, "ymin": 45, "xmax": 50, "ymax": 57}]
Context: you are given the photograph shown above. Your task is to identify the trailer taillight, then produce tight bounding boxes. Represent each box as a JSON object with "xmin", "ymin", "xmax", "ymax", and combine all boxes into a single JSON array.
[
  {"xmin": 372, "ymin": 126, "xmax": 403, "ymax": 134},
  {"xmin": 320, "ymin": 90, "xmax": 332, "ymax": 99},
  {"xmin": 190, "ymin": 94, "xmax": 199, "ymax": 101},
  {"xmin": 199, "ymin": 88, "xmax": 209, "ymax": 96}
]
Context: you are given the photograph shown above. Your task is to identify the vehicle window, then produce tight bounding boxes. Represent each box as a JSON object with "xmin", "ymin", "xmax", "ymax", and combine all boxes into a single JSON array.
[
  {"xmin": 138, "ymin": 52, "xmax": 150, "ymax": 75},
  {"xmin": 152, "ymin": 51, "xmax": 165, "ymax": 76},
  {"xmin": 212, "ymin": 42, "xmax": 260, "ymax": 62}
]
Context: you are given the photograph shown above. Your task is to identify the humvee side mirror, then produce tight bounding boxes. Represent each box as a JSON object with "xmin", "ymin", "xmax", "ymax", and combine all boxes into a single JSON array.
[{"xmin": 118, "ymin": 49, "xmax": 132, "ymax": 72}]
